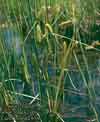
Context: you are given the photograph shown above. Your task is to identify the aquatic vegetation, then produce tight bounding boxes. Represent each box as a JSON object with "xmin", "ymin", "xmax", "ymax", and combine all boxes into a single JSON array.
[{"xmin": 0, "ymin": 0, "xmax": 100, "ymax": 121}]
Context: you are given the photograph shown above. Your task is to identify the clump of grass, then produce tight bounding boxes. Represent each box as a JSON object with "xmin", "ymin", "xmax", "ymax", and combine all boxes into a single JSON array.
[{"xmin": 0, "ymin": 0, "xmax": 100, "ymax": 122}]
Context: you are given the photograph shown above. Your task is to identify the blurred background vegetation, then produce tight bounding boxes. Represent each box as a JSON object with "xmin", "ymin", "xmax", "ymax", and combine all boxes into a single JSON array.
[{"xmin": 0, "ymin": 0, "xmax": 100, "ymax": 122}]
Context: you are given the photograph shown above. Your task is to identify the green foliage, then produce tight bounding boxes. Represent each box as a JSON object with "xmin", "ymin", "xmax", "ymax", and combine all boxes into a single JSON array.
[{"xmin": 0, "ymin": 0, "xmax": 100, "ymax": 122}]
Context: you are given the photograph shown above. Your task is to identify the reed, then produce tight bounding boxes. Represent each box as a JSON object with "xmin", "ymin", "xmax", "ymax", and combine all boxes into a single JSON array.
[{"xmin": 0, "ymin": 0, "xmax": 100, "ymax": 121}]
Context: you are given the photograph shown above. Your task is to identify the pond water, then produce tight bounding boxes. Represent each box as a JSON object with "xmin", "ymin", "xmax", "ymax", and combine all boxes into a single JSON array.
[
  {"xmin": 57, "ymin": 50, "xmax": 99, "ymax": 120},
  {"xmin": 1, "ymin": 28, "xmax": 22, "ymax": 58},
  {"xmin": 1, "ymin": 27, "xmax": 100, "ymax": 121}
]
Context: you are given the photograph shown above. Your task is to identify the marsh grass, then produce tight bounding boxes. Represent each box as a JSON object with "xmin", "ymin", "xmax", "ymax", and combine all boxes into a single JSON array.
[{"xmin": 0, "ymin": 0, "xmax": 100, "ymax": 122}]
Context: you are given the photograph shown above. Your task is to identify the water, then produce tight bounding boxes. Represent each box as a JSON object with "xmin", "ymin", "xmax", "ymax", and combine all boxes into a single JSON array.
[
  {"xmin": 1, "ymin": 27, "xmax": 100, "ymax": 121},
  {"xmin": 1, "ymin": 27, "xmax": 22, "ymax": 58},
  {"xmin": 63, "ymin": 51, "xmax": 100, "ymax": 120}
]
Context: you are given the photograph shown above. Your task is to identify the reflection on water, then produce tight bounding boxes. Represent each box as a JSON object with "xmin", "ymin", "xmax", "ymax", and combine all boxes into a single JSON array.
[{"xmin": 1, "ymin": 27, "xmax": 22, "ymax": 58}]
